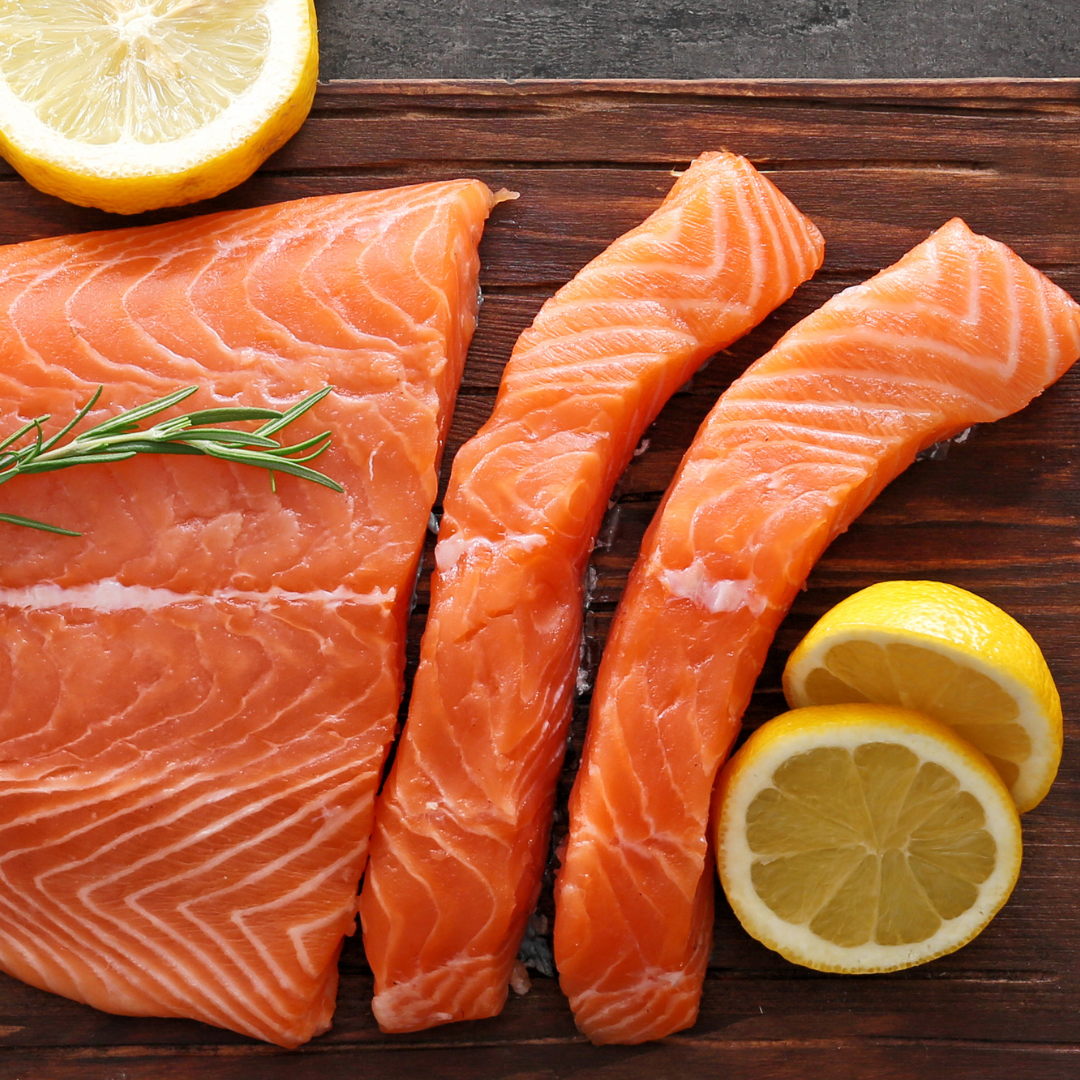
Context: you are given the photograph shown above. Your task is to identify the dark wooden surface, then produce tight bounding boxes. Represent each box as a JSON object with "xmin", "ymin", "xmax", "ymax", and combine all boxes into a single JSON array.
[{"xmin": 1, "ymin": 79, "xmax": 1079, "ymax": 1079}]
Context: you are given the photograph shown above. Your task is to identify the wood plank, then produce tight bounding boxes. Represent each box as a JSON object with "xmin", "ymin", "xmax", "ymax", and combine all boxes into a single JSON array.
[
  {"xmin": 0, "ymin": 80, "xmax": 1078, "ymax": 1076},
  {"xmin": 5, "ymin": 169, "xmax": 1079, "ymax": 282},
  {"xmin": 3, "ymin": 1037, "xmax": 1080, "ymax": 1080},
  {"xmin": 269, "ymin": 112, "xmax": 1080, "ymax": 173},
  {"xmin": 272, "ymin": 112, "xmax": 1080, "ymax": 176},
  {"xmin": 309, "ymin": 78, "xmax": 1080, "ymax": 106}
]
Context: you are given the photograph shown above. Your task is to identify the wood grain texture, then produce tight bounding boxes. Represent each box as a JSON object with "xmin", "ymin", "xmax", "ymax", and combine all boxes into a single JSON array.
[{"xmin": 0, "ymin": 80, "xmax": 1078, "ymax": 1078}]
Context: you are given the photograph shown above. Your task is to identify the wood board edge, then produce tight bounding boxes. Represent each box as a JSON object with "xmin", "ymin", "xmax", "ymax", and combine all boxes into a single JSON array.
[{"xmin": 312, "ymin": 77, "xmax": 1080, "ymax": 108}]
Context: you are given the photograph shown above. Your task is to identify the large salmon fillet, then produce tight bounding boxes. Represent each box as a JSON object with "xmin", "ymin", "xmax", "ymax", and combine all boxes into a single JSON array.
[
  {"xmin": 553, "ymin": 218, "xmax": 1080, "ymax": 1044},
  {"xmin": 0, "ymin": 180, "xmax": 496, "ymax": 1046},
  {"xmin": 360, "ymin": 152, "xmax": 825, "ymax": 1032}
]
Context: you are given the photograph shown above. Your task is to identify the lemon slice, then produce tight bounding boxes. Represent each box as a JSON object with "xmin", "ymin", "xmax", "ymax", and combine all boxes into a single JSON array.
[
  {"xmin": 0, "ymin": 0, "xmax": 318, "ymax": 214},
  {"xmin": 715, "ymin": 703, "xmax": 1022, "ymax": 973},
  {"xmin": 782, "ymin": 581, "xmax": 1062, "ymax": 814}
]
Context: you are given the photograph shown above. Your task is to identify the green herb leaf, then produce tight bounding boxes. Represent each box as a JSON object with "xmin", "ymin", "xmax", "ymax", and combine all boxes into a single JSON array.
[
  {"xmin": 182, "ymin": 406, "xmax": 283, "ymax": 425},
  {"xmin": 80, "ymin": 385, "xmax": 198, "ymax": 437},
  {"xmin": 39, "ymin": 387, "xmax": 101, "ymax": 451},
  {"xmin": 0, "ymin": 385, "xmax": 341, "ymax": 535},
  {"xmin": 255, "ymin": 384, "xmax": 334, "ymax": 437},
  {"xmin": 0, "ymin": 512, "xmax": 81, "ymax": 537},
  {"xmin": 191, "ymin": 440, "xmax": 345, "ymax": 491}
]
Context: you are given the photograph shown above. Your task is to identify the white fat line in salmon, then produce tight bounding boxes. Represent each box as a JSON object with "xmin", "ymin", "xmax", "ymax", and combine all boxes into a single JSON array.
[
  {"xmin": 658, "ymin": 560, "xmax": 767, "ymax": 616},
  {"xmin": 433, "ymin": 532, "xmax": 547, "ymax": 574},
  {"xmin": 0, "ymin": 757, "xmax": 367, "ymax": 1030},
  {"xmin": 360, "ymin": 151, "xmax": 829, "ymax": 1036},
  {"xmin": 0, "ymin": 581, "xmax": 396, "ymax": 612}
]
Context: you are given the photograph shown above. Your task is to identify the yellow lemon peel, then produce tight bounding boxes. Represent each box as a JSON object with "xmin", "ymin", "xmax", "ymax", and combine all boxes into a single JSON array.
[
  {"xmin": 0, "ymin": 0, "xmax": 318, "ymax": 214},
  {"xmin": 715, "ymin": 703, "xmax": 1023, "ymax": 973},
  {"xmin": 782, "ymin": 581, "xmax": 1062, "ymax": 813}
]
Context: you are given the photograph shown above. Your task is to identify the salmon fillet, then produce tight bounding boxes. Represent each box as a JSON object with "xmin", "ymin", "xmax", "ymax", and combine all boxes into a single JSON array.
[
  {"xmin": 553, "ymin": 218, "xmax": 1080, "ymax": 1044},
  {"xmin": 0, "ymin": 180, "xmax": 496, "ymax": 1046},
  {"xmin": 360, "ymin": 152, "xmax": 825, "ymax": 1032}
]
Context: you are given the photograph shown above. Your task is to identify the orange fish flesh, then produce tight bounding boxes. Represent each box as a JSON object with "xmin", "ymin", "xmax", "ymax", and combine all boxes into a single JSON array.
[
  {"xmin": 553, "ymin": 218, "xmax": 1080, "ymax": 1044},
  {"xmin": 0, "ymin": 180, "xmax": 496, "ymax": 1046},
  {"xmin": 360, "ymin": 152, "xmax": 825, "ymax": 1032}
]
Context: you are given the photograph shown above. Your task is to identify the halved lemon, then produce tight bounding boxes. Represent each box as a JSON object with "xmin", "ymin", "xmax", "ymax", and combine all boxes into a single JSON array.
[
  {"xmin": 0, "ymin": 0, "xmax": 318, "ymax": 214},
  {"xmin": 782, "ymin": 581, "xmax": 1062, "ymax": 814},
  {"xmin": 714, "ymin": 703, "xmax": 1022, "ymax": 973}
]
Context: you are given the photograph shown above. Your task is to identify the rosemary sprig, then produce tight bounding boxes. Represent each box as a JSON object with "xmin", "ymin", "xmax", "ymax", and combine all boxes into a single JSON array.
[{"xmin": 0, "ymin": 385, "xmax": 343, "ymax": 536}]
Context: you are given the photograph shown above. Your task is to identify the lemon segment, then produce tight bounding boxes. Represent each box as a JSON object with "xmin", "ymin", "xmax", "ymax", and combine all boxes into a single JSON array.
[
  {"xmin": 782, "ymin": 581, "xmax": 1062, "ymax": 813},
  {"xmin": 715, "ymin": 704, "xmax": 1023, "ymax": 973},
  {"xmin": 0, "ymin": 0, "xmax": 318, "ymax": 214}
]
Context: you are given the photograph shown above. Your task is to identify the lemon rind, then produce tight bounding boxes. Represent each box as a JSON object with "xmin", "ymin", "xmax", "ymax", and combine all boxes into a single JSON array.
[
  {"xmin": 0, "ymin": 0, "xmax": 317, "ymax": 213},
  {"xmin": 716, "ymin": 705, "xmax": 1023, "ymax": 974},
  {"xmin": 784, "ymin": 625, "xmax": 1062, "ymax": 814}
]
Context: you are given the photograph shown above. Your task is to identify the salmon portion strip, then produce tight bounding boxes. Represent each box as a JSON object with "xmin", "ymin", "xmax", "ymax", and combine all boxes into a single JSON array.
[
  {"xmin": 0, "ymin": 180, "xmax": 496, "ymax": 1046},
  {"xmin": 554, "ymin": 218, "xmax": 1080, "ymax": 1044},
  {"xmin": 360, "ymin": 152, "xmax": 825, "ymax": 1032}
]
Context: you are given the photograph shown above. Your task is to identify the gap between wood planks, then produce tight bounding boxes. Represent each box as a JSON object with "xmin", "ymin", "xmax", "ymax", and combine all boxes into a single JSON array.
[
  {"xmin": 703, "ymin": 968, "xmax": 1058, "ymax": 983},
  {"xmin": 5, "ymin": 1032, "xmax": 1078, "ymax": 1061},
  {"xmin": 0, "ymin": 1037, "xmax": 585, "ymax": 1060},
  {"xmin": 671, "ymin": 1036, "xmax": 1080, "ymax": 1053},
  {"xmin": 249, "ymin": 159, "xmax": 1001, "ymax": 177}
]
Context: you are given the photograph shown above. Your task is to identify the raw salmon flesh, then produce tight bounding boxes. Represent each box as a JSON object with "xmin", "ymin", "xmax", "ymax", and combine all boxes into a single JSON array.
[
  {"xmin": 0, "ymin": 180, "xmax": 496, "ymax": 1046},
  {"xmin": 360, "ymin": 152, "xmax": 825, "ymax": 1032},
  {"xmin": 553, "ymin": 218, "xmax": 1080, "ymax": 1044}
]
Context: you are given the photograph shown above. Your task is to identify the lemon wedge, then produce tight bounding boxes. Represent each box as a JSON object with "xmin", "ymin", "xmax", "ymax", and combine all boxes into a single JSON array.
[
  {"xmin": 0, "ymin": 0, "xmax": 318, "ymax": 214},
  {"xmin": 782, "ymin": 581, "xmax": 1062, "ymax": 814},
  {"xmin": 715, "ymin": 703, "xmax": 1023, "ymax": 973}
]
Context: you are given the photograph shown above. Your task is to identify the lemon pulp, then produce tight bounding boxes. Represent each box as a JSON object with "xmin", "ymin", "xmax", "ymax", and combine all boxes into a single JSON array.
[
  {"xmin": 1, "ymin": 2, "xmax": 270, "ymax": 145},
  {"xmin": 715, "ymin": 704, "xmax": 1023, "ymax": 973},
  {"xmin": 0, "ymin": 0, "xmax": 317, "ymax": 213},
  {"xmin": 783, "ymin": 581, "xmax": 1062, "ymax": 813},
  {"xmin": 747, "ymin": 742, "xmax": 995, "ymax": 948},
  {"xmin": 802, "ymin": 640, "xmax": 1030, "ymax": 790}
]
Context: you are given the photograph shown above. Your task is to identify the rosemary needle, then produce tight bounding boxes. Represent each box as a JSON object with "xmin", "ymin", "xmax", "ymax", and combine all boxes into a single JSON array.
[{"xmin": 0, "ymin": 385, "xmax": 343, "ymax": 536}]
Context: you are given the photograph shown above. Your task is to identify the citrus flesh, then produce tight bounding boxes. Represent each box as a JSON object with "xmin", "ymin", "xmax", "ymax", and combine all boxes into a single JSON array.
[
  {"xmin": 0, "ymin": 0, "xmax": 318, "ymax": 213},
  {"xmin": 782, "ymin": 581, "xmax": 1062, "ymax": 813},
  {"xmin": 715, "ymin": 704, "xmax": 1022, "ymax": 973}
]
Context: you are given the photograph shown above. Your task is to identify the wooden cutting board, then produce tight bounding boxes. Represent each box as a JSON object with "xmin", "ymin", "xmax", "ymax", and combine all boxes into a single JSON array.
[{"xmin": 1, "ymin": 79, "xmax": 1078, "ymax": 1080}]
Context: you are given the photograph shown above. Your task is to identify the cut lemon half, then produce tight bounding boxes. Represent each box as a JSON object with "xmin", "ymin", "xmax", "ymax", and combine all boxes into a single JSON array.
[
  {"xmin": 715, "ymin": 704, "xmax": 1022, "ymax": 973},
  {"xmin": 782, "ymin": 581, "xmax": 1062, "ymax": 814},
  {"xmin": 0, "ymin": 0, "xmax": 318, "ymax": 214}
]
